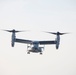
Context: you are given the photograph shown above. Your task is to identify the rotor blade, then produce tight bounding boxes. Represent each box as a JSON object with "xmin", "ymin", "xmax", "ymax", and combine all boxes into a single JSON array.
[
  {"xmin": 43, "ymin": 31, "xmax": 69, "ymax": 35},
  {"xmin": 3, "ymin": 30, "xmax": 13, "ymax": 32},
  {"xmin": 2, "ymin": 29, "xmax": 28, "ymax": 33},
  {"xmin": 1, "ymin": 29, "xmax": 11, "ymax": 32},
  {"xmin": 43, "ymin": 31, "xmax": 57, "ymax": 35},
  {"xmin": 59, "ymin": 33, "xmax": 68, "ymax": 35}
]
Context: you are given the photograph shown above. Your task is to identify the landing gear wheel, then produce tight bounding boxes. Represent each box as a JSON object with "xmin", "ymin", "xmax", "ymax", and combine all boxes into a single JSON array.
[
  {"xmin": 40, "ymin": 52, "xmax": 42, "ymax": 55},
  {"xmin": 27, "ymin": 51, "xmax": 30, "ymax": 54}
]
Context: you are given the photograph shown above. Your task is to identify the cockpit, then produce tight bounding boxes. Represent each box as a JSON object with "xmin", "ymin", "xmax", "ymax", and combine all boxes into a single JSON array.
[{"xmin": 32, "ymin": 41, "xmax": 39, "ymax": 49}]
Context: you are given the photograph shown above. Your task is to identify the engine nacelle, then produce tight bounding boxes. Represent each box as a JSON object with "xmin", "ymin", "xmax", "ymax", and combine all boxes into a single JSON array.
[
  {"xmin": 11, "ymin": 39, "xmax": 15, "ymax": 47},
  {"xmin": 55, "ymin": 35, "xmax": 60, "ymax": 49},
  {"xmin": 56, "ymin": 41, "xmax": 59, "ymax": 49},
  {"xmin": 11, "ymin": 32, "xmax": 16, "ymax": 47}
]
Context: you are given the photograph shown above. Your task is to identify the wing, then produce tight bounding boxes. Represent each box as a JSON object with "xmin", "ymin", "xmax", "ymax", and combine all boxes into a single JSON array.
[
  {"xmin": 15, "ymin": 38, "xmax": 32, "ymax": 44},
  {"xmin": 15, "ymin": 38, "xmax": 56, "ymax": 45},
  {"xmin": 39, "ymin": 40, "xmax": 56, "ymax": 45}
]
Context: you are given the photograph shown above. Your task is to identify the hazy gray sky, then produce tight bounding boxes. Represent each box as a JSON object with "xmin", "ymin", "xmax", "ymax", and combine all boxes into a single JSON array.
[{"xmin": 0, "ymin": 0, "xmax": 76, "ymax": 75}]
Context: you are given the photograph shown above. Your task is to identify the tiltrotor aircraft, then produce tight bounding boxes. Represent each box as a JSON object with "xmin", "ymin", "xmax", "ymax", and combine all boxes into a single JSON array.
[{"xmin": 3, "ymin": 29, "xmax": 67, "ymax": 55}]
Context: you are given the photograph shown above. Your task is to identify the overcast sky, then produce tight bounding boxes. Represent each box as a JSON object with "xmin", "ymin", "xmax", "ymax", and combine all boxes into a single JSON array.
[{"xmin": 0, "ymin": 0, "xmax": 76, "ymax": 75}]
